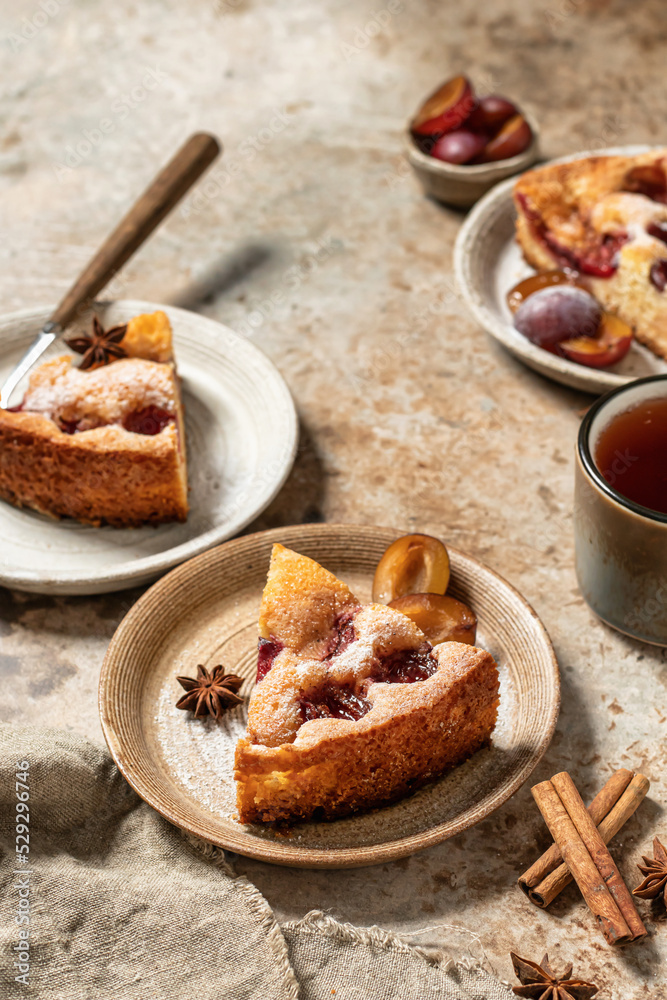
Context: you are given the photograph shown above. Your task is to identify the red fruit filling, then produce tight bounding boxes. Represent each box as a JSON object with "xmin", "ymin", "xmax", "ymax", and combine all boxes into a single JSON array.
[
  {"xmin": 322, "ymin": 610, "xmax": 358, "ymax": 660},
  {"xmin": 256, "ymin": 637, "xmax": 284, "ymax": 682},
  {"xmin": 299, "ymin": 683, "xmax": 370, "ymax": 723},
  {"xmin": 371, "ymin": 644, "xmax": 438, "ymax": 684},
  {"xmin": 542, "ymin": 229, "xmax": 627, "ymax": 278},
  {"xmin": 516, "ymin": 193, "xmax": 627, "ymax": 278},
  {"xmin": 298, "ymin": 643, "xmax": 437, "ymax": 726},
  {"xmin": 42, "ymin": 405, "xmax": 176, "ymax": 436},
  {"xmin": 647, "ymin": 221, "xmax": 667, "ymax": 245},
  {"xmin": 268, "ymin": 607, "xmax": 437, "ymax": 726},
  {"xmin": 5, "ymin": 397, "xmax": 174, "ymax": 436},
  {"xmin": 59, "ymin": 418, "xmax": 81, "ymax": 435},
  {"xmin": 622, "ymin": 165, "xmax": 667, "ymax": 203},
  {"xmin": 650, "ymin": 260, "xmax": 667, "ymax": 292},
  {"xmin": 123, "ymin": 405, "xmax": 174, "ymax": 435}
]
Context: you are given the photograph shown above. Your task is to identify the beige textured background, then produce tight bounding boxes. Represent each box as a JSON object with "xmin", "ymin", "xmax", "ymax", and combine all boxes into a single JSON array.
[{"xmin": 0, "ymin": 1, "xmax": 666, "ymax": 996}]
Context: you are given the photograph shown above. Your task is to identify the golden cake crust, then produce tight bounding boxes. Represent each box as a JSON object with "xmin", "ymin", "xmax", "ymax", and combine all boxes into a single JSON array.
[
  {"xmin": 513, "ymin": 150, "xmax": 667, "ymax": 359},
  {"xmin": 235, "ymin": 546, "xmax": 500, "ymax": 825},
  {"xmin": 258, "ymin": 543, "xmax": 359, "ymax": 657},
  {"xmin": 0, "ymin": 409, "xmax": 187, "ymax": 526}
]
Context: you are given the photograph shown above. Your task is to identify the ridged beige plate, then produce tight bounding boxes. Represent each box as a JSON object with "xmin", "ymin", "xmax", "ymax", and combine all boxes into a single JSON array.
[
  {"xmin": 100, "ymin": 523, "xmax": 560, "ymax": 868},
  {"xmin": 0, "ymin": 300, "xmax": 297, "ymax": 595},
  {"xmin": 454, "ymin": 145, "xmax": 667, "ymax": 395}
]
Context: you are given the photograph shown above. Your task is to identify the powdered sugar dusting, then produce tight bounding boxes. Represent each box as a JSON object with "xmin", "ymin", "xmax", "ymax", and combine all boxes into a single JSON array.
[
  {"xmin": 247, "ymin": 604, "xmax": 444, "ymax": 748},
  {"xmin": 22, "ymin": 355, "xmax": 177, "ymax": 429},
  {"xmin": 490, "ymin": 651, "xmax": 517, "ymax": 744},
  {"xmin": 156, "ymin": 682, "xmax": 248, "ymax": 821},
  {"xmin": 592, "ymin": 191, "xmax": 667, "ymax": 249}
]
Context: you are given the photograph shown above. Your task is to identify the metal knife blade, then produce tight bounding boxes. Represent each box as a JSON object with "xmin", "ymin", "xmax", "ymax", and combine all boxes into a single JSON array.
[{"xmin": 0, "ymin": 322, "xmax": 59, "ymax": 408}]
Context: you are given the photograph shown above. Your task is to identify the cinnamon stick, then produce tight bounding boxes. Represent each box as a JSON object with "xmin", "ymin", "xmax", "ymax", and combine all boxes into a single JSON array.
[
  {"xmin": 519, "ymin": 768, "xmax": 633, "ymax": 899},
  {"xmin": 526, "ymin": 773, "xmax": 649, "ymax": 908},
  {"xmin": 532, "ymin": 779, "xmax": 633, "ymax": 945},
  {"xmin": 551, "ymin": 771, "xmax": 646, "ymax": 941}
]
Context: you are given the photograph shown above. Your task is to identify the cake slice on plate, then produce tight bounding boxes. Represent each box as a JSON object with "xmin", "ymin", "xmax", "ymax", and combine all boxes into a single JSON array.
[
  {"xmin": 0, "ymin": 310, "xmax": 188, "ymax": 526},
  {"xmin": 234, "ymin": 544, "xmax": 499, "ymax": 825},
  {"xmin": 514, "ymin": 149, "xmax": 667, "ymax": 360}
]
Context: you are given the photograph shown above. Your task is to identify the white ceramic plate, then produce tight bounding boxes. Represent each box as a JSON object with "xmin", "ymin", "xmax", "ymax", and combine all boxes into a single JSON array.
[
  {"xmin": 0, "ymin": 301, "xmax": 298, "ymax": 595},
  {"xmin": 454, "ymin": 145, "xmax": 667, "ymax": 395}
]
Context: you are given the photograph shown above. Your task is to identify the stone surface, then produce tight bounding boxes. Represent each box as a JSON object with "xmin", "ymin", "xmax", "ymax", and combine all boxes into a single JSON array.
[{"xmin": 1, "ymin": 1, "xmax": 666, "ymax": 996}]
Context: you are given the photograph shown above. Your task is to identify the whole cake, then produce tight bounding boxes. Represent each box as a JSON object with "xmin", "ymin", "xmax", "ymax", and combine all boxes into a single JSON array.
[
  {"xmin": 514, "ymin": 149, "xmax": 667, "ymax": 360},
  {"xmin": 234, "ymin": 544, "xmax": 499, "ymax": 825},
  {"xmin": 0, "ymin": 311, "xmax": 188, "ymax": 526}
]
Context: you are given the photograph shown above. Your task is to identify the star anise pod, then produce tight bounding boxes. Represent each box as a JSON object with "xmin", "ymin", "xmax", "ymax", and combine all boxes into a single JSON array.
[
  {"xmin": 510, "ymin": 953, "xmax": 598, "ymax": 1000},
  {"xmin": 176, "ymin": 664, "xmax": 244, "ymax": 719},
  {"xmin": 66, "ymin": 316, "xmax": 128, "ymax": 370},
  {"xmin": 633, "ymin": 836, "xmax": 667, "ymax": 903}
]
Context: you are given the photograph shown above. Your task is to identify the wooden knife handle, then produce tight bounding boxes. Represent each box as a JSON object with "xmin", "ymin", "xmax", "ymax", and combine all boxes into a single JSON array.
[{"xmin": 50, "ymin": 132, "xmax": 221, "ymax": 330}]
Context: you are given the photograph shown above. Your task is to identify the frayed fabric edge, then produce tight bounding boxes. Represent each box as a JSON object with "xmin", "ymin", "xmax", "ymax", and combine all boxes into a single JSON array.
[
  {"xmin": 283, "ymin": 912, "xmax": 513, "ymax": 997},
  {"xmin": 283, "ymin": 910, "xmax": 427, "ymax": 956},
  {"xmin": 180, "ymin": 829, "xmax": 300, "ymax": 1000},
  {"xmin": 282, "ymin": 909, "xmax": 490, "ymax": 972}
]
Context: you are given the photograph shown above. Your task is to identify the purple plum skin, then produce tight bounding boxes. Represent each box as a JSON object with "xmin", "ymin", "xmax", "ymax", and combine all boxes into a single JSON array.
[
  {"xmin": 513, "ymin": 286, "xmax": 602, "ymax": 352},
  {"xmin": 430, "ymin": 129, "xmax": 486, "ymax": 165}
]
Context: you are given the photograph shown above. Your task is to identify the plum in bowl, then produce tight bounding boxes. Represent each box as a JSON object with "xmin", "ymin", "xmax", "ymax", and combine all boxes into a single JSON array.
[{"xmin": 405, "ymin": 75, "xmax": 539, "ymax": 207}]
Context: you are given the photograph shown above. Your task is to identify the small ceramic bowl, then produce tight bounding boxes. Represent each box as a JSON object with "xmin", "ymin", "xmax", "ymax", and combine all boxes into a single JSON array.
[
  {"xmin": 574, "ymin": 374, "xmax": 667, "ymax": 646},
  {"xmin": 405, "ymin": 111, "xmax": 540, "ymax": 209}
]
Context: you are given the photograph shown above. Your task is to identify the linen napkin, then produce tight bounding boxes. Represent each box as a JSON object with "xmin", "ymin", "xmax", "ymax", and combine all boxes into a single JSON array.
[
  {"xmin": 283, "ymin": 911, "xmax": 514, "ymax": 1000},
  {"xmin": 0, "ymin": 724, "xmax": 513, "ymax": 999}
]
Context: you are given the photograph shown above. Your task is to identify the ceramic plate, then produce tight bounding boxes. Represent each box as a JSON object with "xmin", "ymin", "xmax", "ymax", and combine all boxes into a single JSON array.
[
  {"xmin": 454, "ymin": 145, "xmax": 667, "ymax": 395},
  {"xmin": 99, "ymin": 523, "xmax": 560, "ymax": 869},
  {"xmin": 0, "ymin": 301, "xmax": 297, "ymax": 595}
]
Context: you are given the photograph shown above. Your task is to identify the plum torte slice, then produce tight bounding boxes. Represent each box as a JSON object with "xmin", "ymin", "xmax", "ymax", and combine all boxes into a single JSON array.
[
  {"xmin": 234, "ymin": 544, "xmax": 499, "ymax": 825},
  {"xmin": 514, "ymin": 149, "xmax": 667, "ymax": 360},
  {"xmin": 0, "ymin": 310, "xmax": 188, "ymax": 526}
]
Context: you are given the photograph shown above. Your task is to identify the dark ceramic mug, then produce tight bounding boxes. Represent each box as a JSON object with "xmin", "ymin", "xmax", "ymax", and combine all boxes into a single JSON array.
[{"xmin": 574, "ymin": 374, "xmax": 667, "ymax": 646}]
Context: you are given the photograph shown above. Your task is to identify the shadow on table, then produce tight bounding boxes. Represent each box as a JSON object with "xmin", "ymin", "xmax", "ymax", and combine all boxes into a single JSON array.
[
  {"xmin": 169, "ymin": 239, "xmax": 285, "ymax": 313},
  {"xmin": 0, "ymin": 584, "xmax": 143, "ymax": 642},
  {"xmin": 243, "ymin": 420, "xmax": 327, "ymax": 533}
]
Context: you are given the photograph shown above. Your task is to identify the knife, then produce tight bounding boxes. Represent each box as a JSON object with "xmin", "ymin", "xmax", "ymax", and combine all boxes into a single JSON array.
[{"xmin": 0, "ymin": 132, "xmax": 221, "ymax": 408}]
